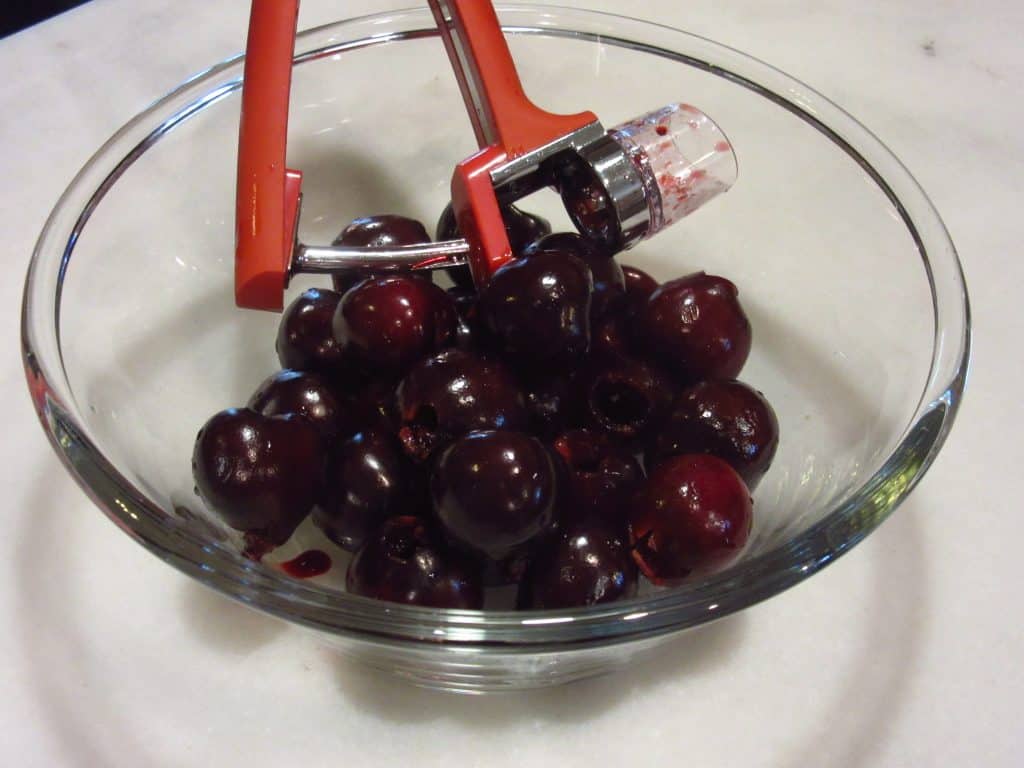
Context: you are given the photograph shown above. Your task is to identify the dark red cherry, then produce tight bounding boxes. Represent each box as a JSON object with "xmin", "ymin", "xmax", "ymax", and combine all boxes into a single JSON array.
[
  {"xmin": 396, "ymin": 349, "xmax": 529, "ymax": 461},
  {"xmin": 638, "ymin": 272, "xmax": 752, "ymax": 381},
  {"xmin": 435, "ymin": 203, "xmax": 460, "ymax": 243},
  {"xmin": 346, "ymin": 516, "xmax": 483, "ymax": 609},
  {"xmin": 504, "ymin": 204, "xmax": 553, "ymax": 254},
  {"xmin": 437, "ymin": 202, "xmax": 551, "ymax": 254},
  {"xmin": 434, "ymin": 207, "xmax": 475, "ymax": 291},
  {"xmin": 330, "ymin": 214, "xmax": 431, "ymax": 293},
  {"xmin": 645, "ymin": 379, "xmax": 779, "ymax": 490},
  {"xmin": 431, "ymin": 430, "xmax": 558, "ymax": 560},
  {"xmin": 591, "ymin": 312, "xmax": 636, "ymax": 365},
  {"xmin": 486, "ymin": 547, "xmax": 535, "ymax": 588},
  {"xmin": 314, "ymin": 428, "xmax": 413, "ymax": 552},
  {"xmin": 478, "ymin": 252, "xmax": 593, "ymax": 371},
  {"xmin": 332, "ymin": 271, "xmax": 377, "ymax": 297},
  {"xmin": 333, "ymin": 274, "xmax": 457, "ymax": 375},
  {"xmin": 621, "ymin": 264, "xmax": 659, "ymax": 310},
  {"xmin": 438, "ymin": 202, "xmax": 553, "ymax": 289},
  {"xmin": 519, "ymin": 524, "xmax": 637, "ymax": 609},
  {"xmin": 276, "ymin": 288, "xmax": 351, "ymax": 381},
  {"xmin": 447, "ymin": 285, "xmax": 476, "ymax": 319},
  {"xmin": 585, "ymin": 252, "xmax": 622, "ymax": 321},
  {"xmin": 518, "ymin": 370, "xmax": 579, "ymax": 438},
  {"xmin": 481, "ymin": 503, "xmax": 564, "ymax": 587},
  {"xmin": 446, "ymin": 286, "xmax": 494, "ymax": 353},
  {"xmin": 523, "ymin": 232, "xmax": 624, "ymax": 321},
  {"xmin": 551, "ymin": 429, "xmax": 643, "ymax": 530},
  {"xmin": 192, "ymin": 408, "xmax": 323, "ymax": 550},
  {"xmin": 629, "ymin": 454, "xmax": 752, "ymax": 585},
  {"xmin": 248, "ymin": 369, "xmax": 355, "ymax": 443},
  {"xmin": 349, "ymin": 374, "xmax": 401, "ymax": 433},
  {"xmin": 578, "ymin": 358, "xmax": 674, "ymax": 446},
  {"xmin": 590, "ymin": 265, "xmax": 656, "ymax": 363},
  {"xmin": 336, "ymin": 214, "xmax": 431, "ymax": 248}
]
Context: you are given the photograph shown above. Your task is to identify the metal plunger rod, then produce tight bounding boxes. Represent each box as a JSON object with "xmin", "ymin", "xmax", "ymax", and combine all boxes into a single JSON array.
[{"xmin": 293, "ymin": 239, "xmax": 470, "ymax": 274}]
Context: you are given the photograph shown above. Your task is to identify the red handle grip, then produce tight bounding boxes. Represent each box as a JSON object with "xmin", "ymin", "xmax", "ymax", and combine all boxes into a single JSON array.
[
  {"xmin": 235, "ymin": 0, "xmax": 303, "ymax": 311},
  {"xmin": 234, "ymin": 0, "xmax": 598, "ymax": 309},
  {"xmin": 429, "ymin": 0, "xmax": 596, "ymax": 284},
  {"xmin": 428, "ymin": 0, "xmax": 595, "ymax": 155}
]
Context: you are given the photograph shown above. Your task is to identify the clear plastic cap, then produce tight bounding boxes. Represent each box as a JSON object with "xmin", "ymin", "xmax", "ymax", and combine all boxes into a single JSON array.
[{"xmin": 609, "ymin": 103, "xmax": 738, "ymax": 238}]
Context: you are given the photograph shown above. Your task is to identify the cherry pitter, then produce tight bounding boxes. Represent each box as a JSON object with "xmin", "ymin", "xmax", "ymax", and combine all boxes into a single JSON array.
[{"xmin": 234, "ymin": 0, "xmax": 738, "ymax": 311}]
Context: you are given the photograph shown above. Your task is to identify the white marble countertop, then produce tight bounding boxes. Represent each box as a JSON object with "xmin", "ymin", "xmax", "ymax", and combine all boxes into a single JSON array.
[{"xmin": 1, "ymin": 1, "xmax": 1021, "ymax": 765}]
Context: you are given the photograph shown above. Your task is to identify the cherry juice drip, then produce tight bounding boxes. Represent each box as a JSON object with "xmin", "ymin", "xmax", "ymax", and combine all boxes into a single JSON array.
[{"xmin": 280, "ymin": 549, "xmax": 332, "ymax": 579}]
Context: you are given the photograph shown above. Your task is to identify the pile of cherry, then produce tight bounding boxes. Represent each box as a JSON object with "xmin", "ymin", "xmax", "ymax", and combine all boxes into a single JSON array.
[{"xmin": 192, "ymin": 206, "xmax": 778, "ymax": 610}]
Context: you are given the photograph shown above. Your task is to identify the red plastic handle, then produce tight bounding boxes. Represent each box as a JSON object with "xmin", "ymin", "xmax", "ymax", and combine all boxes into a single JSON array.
[
  {"xmin": 235, "ymin": 0, "xmax": 303, "ymax": 311},
  {"xmin": 428, "ymin": 0, "xmax": 595, "ymax": 155},
  {"xmin": 429, "ymin": 0, "xmax": 597, "ymax": 284},
  {"xmin": 234, "ymin": 0, "xmax": 599, "ymax": 308}
]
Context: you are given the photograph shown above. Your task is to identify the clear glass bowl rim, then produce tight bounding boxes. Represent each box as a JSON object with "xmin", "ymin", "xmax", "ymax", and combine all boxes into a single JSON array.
[{"xmin": 21, "ymin": 5, "xmax": 971, "ymax": 649}]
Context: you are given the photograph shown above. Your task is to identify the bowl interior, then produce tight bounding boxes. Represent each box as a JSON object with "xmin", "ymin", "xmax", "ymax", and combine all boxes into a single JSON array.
[{"xmin": 28, "ymin": 7, "xmax": 962, "ymax": 637}]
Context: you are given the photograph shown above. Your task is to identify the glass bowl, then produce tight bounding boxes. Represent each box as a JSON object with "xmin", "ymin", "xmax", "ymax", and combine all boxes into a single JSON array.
[{"xmin": 21, "ymin": 5, "xmax": 969, "ymax": 691}]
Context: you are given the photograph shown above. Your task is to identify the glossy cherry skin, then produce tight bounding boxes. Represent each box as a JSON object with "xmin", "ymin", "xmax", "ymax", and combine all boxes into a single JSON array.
[
  {"xmin": 330, "ymin": 214, "xmax": 432, "ymax": 293},
  {"xmin": 478, "ymin": 251, "xmax": 593, "ymax": 371},
  {"xmin": 591, "ymin": 311, "xmax": 636, "ymax": 365},
  {"xmin": 580, "ymin": 243, "xmax": 627, "ymax": 301},
  {"xmin": 481, "ymin": 502, "xmax": 565, "ymax": 587},
  {"xmin": 431, "ymin": 430, "xmax": 558, "ymax": 560},
  {"xmin": 438, "ymin": 202, "xmax": 553, "ymax": 289},
  {"xmin": 518, "ymin": 370, "xmax": 579, "ymax": 438},
  {"xmin": 332, "ymin": 274, "xmax": 457, "ymax": 375},
  {"xmin": 347, "ymin": 374, "xmax": 401, "ymax": 434},
  {"xmin": 502, "ymin": 204, "xmax": 553, "ymax": 254},
  {"xmin": 519, "ymin": 524, "xmax": 637, "ymax": 609},
  {"xmin": 396, "ymin": 349, "xmax": 529, "ymax": 462},
  {"xmin": 192, "ymin": 408, "xmax": 323, "ymax": 549},
  {"xmin": 276, "ymin": 288, "xmax": 351, "ymax": 380},
  {"xmin": 446, "ymin": 286, "xmax": 494, "ymax": 353},
  {"xmin": 437, "ymin": 202, "xmax": 551, "ymax": 253},
  {"xmin": 590, "ymin": 264, "xmax": 656, "ymax": 363},
  {"xmin": 551, "ymin": 429, "xmax": 643, "ymax": 530},
  {"xmin": 434, "ymin": 202, "xmax": 459, "ymax": 243},
  {"xmin": 314, "ymin": 428, "xmax": 414, "ymax": 552},
  {"xmin": 485, "ymin": 535, "xmax": 552, "ymax": 587},
  {"xmin": 346, "ymin": 516, "xmax": 484, "ymax": 609},
  {"xmin": 336, "ymin": 214, "xmax": 431, "ymax": 248},
  {"xmin": 620, "ymin": 264, "xmax": 659, "ymax": 310},
  {"xmin": 332, "ymin": 271, "xmax": 378, "ymax": 297},
  {"xmin": 645, "ymin": 379, "xmax": 780, "ymax": 490},
  {"xmin": 637, "ymin": 271, "xmax": 752, "ymax": 382},
  {"xmin": 523, "ymin": 232, "xmax": 624, "ymax": 321},
  {"xmin": 578, "ymin": 358, "xmax": 674, "ymax": 446},
  {"xmin": 628, "ymin": 454, "xmax": 752, "ymax": 585},
  {"xmin": 248, "ymin": 369, "xmax": 355, "ymax": 443},
  {"xmin": 589, "ymin": 263, "xmax": 657, "ymax": 363}
]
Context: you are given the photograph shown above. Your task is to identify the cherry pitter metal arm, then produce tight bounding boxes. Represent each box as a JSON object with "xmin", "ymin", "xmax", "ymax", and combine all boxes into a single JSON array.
[{"xmin": 234, "ymin": 0, "xmax": 737, "ymax": 311}]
